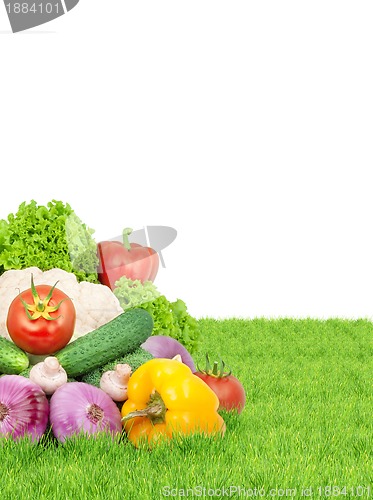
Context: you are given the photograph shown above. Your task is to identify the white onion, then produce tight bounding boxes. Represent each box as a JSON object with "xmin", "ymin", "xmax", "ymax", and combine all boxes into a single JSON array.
[
  {"xmin": 49, "ymin": 382, "xmax": 122, "ymax": 442},
  {"xmin": 141, "ymin": 336, "xmax": 196, "ymax": 372},
  {"xmin": 0, "ymin": 375, "xmax": 49, "ymax": 442}
]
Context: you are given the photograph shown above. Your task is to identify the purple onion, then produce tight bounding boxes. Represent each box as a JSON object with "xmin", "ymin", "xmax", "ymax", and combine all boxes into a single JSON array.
[
  {"xmin": 0, "ymin": 375, "xmax": 49, "ymax": 442},
  {"xmin": 141, "ymin": 335, "xmax": 196, "ymax": 372},
  {"xmin": 49, "ymin": 382, "xmax": 122, "ymax": 442}
]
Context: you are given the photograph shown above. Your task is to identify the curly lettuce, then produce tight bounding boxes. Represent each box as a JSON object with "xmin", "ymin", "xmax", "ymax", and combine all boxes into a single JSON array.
[
  {"xmin": 114, "ymin": 276, "xmax": 200, "ymax": 353},
  {"xmin": 113, "ymin": 275, "xmax": 160, "ymax": 309},
  {"xmin": 0, "ymin": 200, "xmax": 98, "ymax": 283},
  {"xmin": 140, "ymin": 296, "xmax": 200, "ymax": 354}
]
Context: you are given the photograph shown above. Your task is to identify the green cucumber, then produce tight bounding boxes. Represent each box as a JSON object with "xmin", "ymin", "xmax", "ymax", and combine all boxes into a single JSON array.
[
  {"xmin": 0, "ymin": 337, "xmax": 29, "ymax": 375},
  {"xmin": 56, "ymin": 308, "xmax": 153, "ymax": 377}
]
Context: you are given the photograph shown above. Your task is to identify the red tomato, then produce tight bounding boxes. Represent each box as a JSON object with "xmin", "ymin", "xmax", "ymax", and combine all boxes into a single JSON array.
[
  {"xmin": 97, "ymin": 228, "xmax": 159, "ymax": 290},
  {"xmin": 194, "ymin": 356, "xmax": 246, "ymax": 414},
  {"xmin": 7, "ymin": 278, "xmax": 76, "ymax": 355}
]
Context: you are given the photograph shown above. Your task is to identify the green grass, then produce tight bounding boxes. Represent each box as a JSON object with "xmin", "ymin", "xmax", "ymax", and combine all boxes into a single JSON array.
[{"xmin": 1, "ymin": 318, "xmax": 372, "ymax": 499}]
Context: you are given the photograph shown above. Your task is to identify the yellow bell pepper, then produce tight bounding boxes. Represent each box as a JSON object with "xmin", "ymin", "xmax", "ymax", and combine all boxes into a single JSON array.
[{"xmin": 121, "ymin": 357, "xmax": 226, "ymax": 447}]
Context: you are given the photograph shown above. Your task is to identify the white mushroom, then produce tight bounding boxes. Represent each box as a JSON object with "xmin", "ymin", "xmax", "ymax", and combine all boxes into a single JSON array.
[
  {"xmin": 100, "ymin": 364, "xmax": 132, "ymax": 402},
  {"xmin": 30, "ymin": 356, "xmax": 68, "ymax": 395}
]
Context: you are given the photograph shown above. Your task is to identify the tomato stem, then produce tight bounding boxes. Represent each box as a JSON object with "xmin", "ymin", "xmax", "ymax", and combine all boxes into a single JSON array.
[
  {"xmin": 36, "ymin": 301, "xmax": 45, "ymax": 312},
  {"xmin": 20, "ymin": 275, "xmax": 68, "ymax": 321},
  {"xmin": 197, "ymin": 353, "xmax": 232, "ymax": 379},
  {"xmin": 212, "ymin": 361, "xmax": 220, "ymax": 376}
]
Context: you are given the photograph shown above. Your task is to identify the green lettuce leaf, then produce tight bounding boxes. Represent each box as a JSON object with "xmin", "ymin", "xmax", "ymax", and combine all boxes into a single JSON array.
[
  {"xmin": 0, "ymin": 200, "xmax": 98, "ymax": 282},
  {"xmin": 113, "ymin": 276, "xmax": 200, "ymax": 353}
]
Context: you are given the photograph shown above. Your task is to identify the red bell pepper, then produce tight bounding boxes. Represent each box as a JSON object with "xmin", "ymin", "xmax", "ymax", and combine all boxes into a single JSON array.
[{"xmin": 97, "ymin": 228, "xmax": 159, "ymax": 289}]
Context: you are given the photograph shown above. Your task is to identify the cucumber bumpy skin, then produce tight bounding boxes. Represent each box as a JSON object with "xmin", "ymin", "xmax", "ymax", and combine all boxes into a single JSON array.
[
  {"xmin": 0, "ymin": 337, "xmax": 29, "ymax": 375},
  {"xmin": 55, "ymin": 308, "xmax": 154, "ymax": 378}
]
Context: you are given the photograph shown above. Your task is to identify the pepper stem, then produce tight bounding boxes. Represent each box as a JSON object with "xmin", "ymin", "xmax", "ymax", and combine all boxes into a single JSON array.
[
  {"xmin": 121, "ymin": 391, "xmax": 166, "ymax": 425},
  {"xmin": 122, "ymin": 228, "xmax": 133, "ymax": 251}
]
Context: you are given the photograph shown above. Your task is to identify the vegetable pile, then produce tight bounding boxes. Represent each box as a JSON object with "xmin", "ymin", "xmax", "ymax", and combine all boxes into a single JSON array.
[{"xmin": 0, "ymin": 199, "xmax": 246, "ymax": 448}]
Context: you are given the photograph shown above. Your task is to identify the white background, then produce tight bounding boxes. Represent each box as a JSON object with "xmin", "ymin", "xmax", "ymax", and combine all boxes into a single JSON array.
[{"xmin": 0, "ymin": 1, "xmax": 372, "ymax": 319}]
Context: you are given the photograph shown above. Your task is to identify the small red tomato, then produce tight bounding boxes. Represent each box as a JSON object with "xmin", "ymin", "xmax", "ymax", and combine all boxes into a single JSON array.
[
  {"xmin": 194, "ymin": 355, "xmax": 246, "ymax": 414},
  {"xmin": 7, "ymin": 275, "xmax": 76, "ymax": 355}
]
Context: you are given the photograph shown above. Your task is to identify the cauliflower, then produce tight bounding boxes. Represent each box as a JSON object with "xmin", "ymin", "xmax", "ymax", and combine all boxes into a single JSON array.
[{"xmin": 0, "ymin": 267, "xmax": 123, "ymax": 343}]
